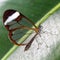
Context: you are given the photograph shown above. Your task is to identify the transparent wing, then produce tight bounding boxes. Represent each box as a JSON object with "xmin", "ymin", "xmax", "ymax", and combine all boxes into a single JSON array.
[
  {"xmin": 3, "ymin": 9, "xmax": 38, "ymax": 46},
  {"xmin": 8, "ymin": 17, "xmax": 36, "ymax": 45}
]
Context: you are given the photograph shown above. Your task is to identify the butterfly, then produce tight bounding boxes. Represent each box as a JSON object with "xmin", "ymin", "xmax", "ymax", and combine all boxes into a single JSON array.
[{"xmin": 3, "ymin": 9, "xmax": 40, "ymax": 51}]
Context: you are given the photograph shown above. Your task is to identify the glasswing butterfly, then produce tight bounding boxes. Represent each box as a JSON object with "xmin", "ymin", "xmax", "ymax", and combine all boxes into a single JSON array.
[{"xmin": 3, "ymin": 9, "xmax": 40, "ymax": 51}]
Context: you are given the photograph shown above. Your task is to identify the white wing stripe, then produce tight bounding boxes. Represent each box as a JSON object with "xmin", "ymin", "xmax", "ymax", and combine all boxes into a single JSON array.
[{"xmin": 4, "ymin": 12, "xmax": 20, "ymax": 25}]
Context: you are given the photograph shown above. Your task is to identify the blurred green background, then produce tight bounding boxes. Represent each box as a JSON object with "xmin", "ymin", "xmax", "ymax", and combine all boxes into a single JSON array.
[{"xmin": 0, "ymin": 0, "xmax": 60, "ymax": 59}]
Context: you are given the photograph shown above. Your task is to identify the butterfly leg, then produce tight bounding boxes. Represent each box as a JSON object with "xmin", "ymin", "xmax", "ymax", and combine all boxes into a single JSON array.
[{"xmin": 38, "ymin": 31, "xmax": 48, "ymax": 48}]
